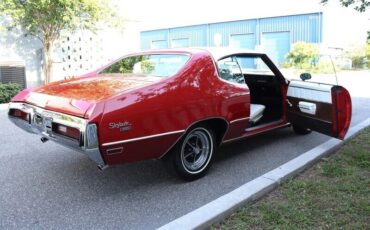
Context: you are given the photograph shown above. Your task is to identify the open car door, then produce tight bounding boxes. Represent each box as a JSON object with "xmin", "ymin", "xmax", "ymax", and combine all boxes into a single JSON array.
[{"xmin": 287, "ymin": 80, "xmax": 352, "ymax": 140}]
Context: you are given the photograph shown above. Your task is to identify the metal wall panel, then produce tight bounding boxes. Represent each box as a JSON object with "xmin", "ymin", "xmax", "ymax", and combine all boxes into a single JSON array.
[
  {"xmin": 140, "ymin": 13, "xmax": 323, "ymax": 62},
  {"xmin": 169, "ymin": 25, "xmax": 207, "ymax": 47},
  {"xmin": 229, "ymin": 33, "xmax": 256, "ymax": 49},
  {"xmin": 259, "ymin": 13, "xmax": 322, "ymax": 44},
  {"xmin": 261, "ymin": 31, "xmax": 291, "ymax": 65},
  {"xmin": 140, "ymin": 29, "xmax": 169, "ymax": 50},
  {"xmin": 208, "ymin": 20, "xmax": 257, "ymax": 47}
]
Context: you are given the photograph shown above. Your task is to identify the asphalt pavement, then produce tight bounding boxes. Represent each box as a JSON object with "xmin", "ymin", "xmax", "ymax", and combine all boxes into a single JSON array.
[{"xmin": 0, "ymin": 77, "xmax": 369, "ymax": 229}]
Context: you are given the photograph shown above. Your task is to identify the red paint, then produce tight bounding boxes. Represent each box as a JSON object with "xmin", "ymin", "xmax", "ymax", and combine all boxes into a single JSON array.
[{"xmin": 11, "ymin": 48, "xmax": 352, "ymax": 166}]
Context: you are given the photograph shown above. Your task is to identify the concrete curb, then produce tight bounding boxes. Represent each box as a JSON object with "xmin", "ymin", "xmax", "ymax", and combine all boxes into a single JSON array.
[
  {"xmin": 158, "ymin": 118, "xmax": 370, "ymax": 230},
  {"xmin": 0, "ymin": 103, "xmax": 9, "ymax": 111}
]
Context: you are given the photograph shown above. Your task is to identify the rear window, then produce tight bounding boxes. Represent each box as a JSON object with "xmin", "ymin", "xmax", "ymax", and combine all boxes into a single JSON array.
[{"xmin": 101, "ymin": 54, "xmax": 190, "ymax": 77}]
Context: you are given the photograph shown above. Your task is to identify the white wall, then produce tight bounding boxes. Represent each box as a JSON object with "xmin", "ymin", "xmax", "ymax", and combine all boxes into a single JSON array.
[
  {"xmin": 0, "ymin": 11, "xmax": 140, "ymax": 85},
  {"xmin": 52, "ymin": 21, "xmax": 140, "ymax": 82},
  {"xmin": 0, "ymin": 17, "xmax": 43, "ymax": 87}
]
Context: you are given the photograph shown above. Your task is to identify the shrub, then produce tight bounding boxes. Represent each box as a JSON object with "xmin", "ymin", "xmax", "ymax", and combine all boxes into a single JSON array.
[
  {"xmin": 366, "ymin": 43, "xmax": 370, "ymax": 68},
  {"xmin": 0, "ymin": 83, "xmax": 22, "ymax": 104},
  {"xmin": 345, "ymin": 44, "xmax": 367, "ymax": 69},
  {"xmin": 286, "ymin": 42, "xmax": 319, "ymax": 69}
]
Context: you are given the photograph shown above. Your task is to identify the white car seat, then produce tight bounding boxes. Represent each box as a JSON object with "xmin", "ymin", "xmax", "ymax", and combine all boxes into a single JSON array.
[{"xmin": 250, "ymin": 104, "xmax": 265, "ymax": 124}]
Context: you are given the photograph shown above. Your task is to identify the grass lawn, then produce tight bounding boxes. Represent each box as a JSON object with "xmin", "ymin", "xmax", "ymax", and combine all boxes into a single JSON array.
[{"xmin": 213, "ymin": 128, "xmax": 370, "ymax": 230}]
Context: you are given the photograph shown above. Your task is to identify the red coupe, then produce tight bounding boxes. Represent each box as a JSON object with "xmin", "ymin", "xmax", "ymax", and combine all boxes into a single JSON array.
[{"xmin": 8, "ymin": 48, "xmax": 352, "ymax": 180}]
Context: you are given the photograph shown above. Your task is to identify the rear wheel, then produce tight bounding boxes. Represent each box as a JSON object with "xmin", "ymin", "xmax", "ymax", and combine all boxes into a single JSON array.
[
  {"xmin": 163, "ymin": 126, "xmax": 216, "ymax": 181},
  {"xmin": 292, "ymin": 124, "xmax": 312, "ymax": 135}
]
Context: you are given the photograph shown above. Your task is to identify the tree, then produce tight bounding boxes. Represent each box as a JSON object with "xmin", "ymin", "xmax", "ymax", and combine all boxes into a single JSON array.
[
  {"xmin": 345, "ymin": 44, "xmax": 367, "ymax": 69},
  {"xmin": 321, "ymin": 0, "xmax": 370, "ymax": 12},
  {"xmin": 286, "ymin": 42, "xmax": 320, "ymax": 69},
  {"xmin": 0, "ymin": 0, "xmax": 119, "ymax": 83}
]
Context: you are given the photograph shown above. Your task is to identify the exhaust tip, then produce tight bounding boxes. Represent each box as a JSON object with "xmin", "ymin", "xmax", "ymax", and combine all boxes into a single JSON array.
[{"xmin": 40, "ymin": 137, "xmax": 49, "ymax": 143}]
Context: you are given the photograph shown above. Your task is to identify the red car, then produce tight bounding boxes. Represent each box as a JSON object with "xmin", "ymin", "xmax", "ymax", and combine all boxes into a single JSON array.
[{"xmin": 8, "ymin": 48, "xmax": 352, "ymax": 180}]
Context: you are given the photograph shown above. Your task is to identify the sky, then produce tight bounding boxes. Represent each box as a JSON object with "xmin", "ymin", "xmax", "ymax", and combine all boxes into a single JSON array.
[{"xmin": 118, "ymin": 0, "xmax": 370, "ymax": 46}]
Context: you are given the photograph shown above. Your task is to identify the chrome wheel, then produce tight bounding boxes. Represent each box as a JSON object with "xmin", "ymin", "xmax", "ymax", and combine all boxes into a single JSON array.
[{"xmin": 180, "ymin": 128, "xmax": 213, "ymax": 174}]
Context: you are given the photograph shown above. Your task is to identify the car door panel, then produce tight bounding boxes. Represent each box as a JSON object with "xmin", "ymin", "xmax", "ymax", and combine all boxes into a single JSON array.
[{"xmin": 287, "ymin": 81, "xmax": 351, "ymax": 139}]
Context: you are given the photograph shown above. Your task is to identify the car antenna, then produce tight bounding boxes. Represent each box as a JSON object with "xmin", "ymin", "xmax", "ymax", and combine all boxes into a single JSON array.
[{"xmin": 329, "ymin": 55, "xmax": 339, "ymax": 85}]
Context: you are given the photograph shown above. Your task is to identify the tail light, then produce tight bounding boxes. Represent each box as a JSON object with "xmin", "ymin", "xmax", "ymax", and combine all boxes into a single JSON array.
[
  {"xmin": 8, "ymin": 109, "xmax": 30, "ymax": 123},
  {"xmin": 52, "ymin": 123, "xmax": 81, "ymax": 141}
]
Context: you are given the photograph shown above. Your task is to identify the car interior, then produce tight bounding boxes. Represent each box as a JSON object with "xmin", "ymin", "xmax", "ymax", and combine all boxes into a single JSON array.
[
  {"xmin": 244, "ymin": 72, "xmax": 283, "ymax": 128},
  {"xmin": 217, "ymin": 55, "xmax": 283, "ymax": 128}
]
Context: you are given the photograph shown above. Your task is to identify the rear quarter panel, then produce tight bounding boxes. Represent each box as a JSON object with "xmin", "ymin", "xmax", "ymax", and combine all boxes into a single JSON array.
[{"xmin": 98, "ymin": 51, "xmax": 250, "ymax": 165}]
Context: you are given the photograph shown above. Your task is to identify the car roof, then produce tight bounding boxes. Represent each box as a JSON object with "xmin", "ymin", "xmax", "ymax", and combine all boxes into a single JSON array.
[
  {"xmin": 138, "ymin": 47, "xmax": 265, "ymax": 61},
  {"xmin": 197, "ymin": 47, "xmax": 265, "ymax": 60}
]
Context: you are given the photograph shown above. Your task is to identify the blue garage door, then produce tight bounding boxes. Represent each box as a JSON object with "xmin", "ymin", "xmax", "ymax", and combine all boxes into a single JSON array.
[
  {"xmin": 171, "ymin": 38, "xmax": 190, "ymax": 48},
  {"xmin": 151, "ymin": 40, "xmax": 167, "ymax": 49},
  {"xmin": 229, "ymin": 34, "xmax": 255, "ymax": 49},
  {"xmin": 230, "ymin": 34, "xmax": 255, "ymax": 68},
  {"xmin": 262, "ymin": 32, "xmax": 290, "ymax": 66}
]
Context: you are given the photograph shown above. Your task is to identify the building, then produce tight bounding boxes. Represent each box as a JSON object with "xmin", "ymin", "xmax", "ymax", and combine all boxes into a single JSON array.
[
  {"xmin": 140, "ymin": 13, "xmax": 323, "ymax": 66},
  {"xmin": 1, "ymin": 0, "xmax": 368, "ymax": 87},
  {"xmin": 0, "ymin": 17, "xmax": 139, "ymax": 88}
]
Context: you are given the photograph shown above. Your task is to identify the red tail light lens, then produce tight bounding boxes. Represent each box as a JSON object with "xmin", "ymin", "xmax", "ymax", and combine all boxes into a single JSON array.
[
  {"xmin": 9, "ymin": 109, "xmax": 30, "ymax": 123},
  {"xmin": 52, "ymin": 123, "xmax": 81, "ymax": 141}
]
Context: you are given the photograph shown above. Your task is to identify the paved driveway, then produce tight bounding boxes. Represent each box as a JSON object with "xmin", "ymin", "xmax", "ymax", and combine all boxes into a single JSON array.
[{"xmin": 0, "ymin": 72, "xmax": 369, "ymax": 229}]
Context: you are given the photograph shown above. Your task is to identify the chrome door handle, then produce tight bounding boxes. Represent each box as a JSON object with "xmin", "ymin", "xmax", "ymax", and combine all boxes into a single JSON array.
[{"xmin": 286, "ymin": 99, "xmax": 292, "ymax": 107}]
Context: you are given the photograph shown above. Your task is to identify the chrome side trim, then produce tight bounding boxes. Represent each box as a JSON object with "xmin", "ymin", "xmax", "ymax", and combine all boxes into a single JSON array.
[
  {"xmin": 102, "ymin": 130, "xmax": 186, "ymax": 146},
  {"xmin": 230, "ymin": 117, "xmax": 250, "ymax": 124}
]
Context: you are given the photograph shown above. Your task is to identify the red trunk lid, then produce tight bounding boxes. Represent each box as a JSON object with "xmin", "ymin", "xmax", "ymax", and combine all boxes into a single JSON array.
[{"xmin": 13, "ymin": 74, "xmax": 161, "ymax": 118}]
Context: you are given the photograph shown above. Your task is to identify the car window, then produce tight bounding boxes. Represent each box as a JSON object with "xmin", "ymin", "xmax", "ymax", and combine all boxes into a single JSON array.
[
  {"xmin": 235, "ymin": 56, "xmax": 274, "ymax": 76},
  {"xmin": 101, "ymin": 54, "xmax": 190, "ymax": 77},
  {"xmin": 217, "ymin": 57, "xmax": 246, "ymax": 84}
]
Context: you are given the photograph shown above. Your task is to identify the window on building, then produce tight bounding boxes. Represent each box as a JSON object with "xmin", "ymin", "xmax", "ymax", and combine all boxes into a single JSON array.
[
  {"xmin": 151, "ymin": 40, "xmax": 167, "ymax": 49},
  {"xmin": 229, "ymin": 34, "xmax": 255, "ymax": 49},
  {"xmin": 171, "ymin": 38, "xmax": 190, "ymax": 48}
]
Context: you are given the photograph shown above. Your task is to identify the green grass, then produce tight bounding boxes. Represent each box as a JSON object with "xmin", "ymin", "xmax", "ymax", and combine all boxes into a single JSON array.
[{"xmin": 213, "ymin": 128, "xmax": 370, "ymax": 230}]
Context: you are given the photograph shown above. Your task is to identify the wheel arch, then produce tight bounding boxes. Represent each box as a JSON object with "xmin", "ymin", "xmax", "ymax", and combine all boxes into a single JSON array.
[{"xmin": 159, "ymin": 117, "xmax": 229, "ymax": 159}]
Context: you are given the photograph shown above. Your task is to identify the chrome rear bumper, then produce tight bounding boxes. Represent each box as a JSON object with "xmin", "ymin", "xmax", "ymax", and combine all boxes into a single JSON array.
[{"xmin": 8, "ymin": 102, "xmax": 106, "ymax": 169}]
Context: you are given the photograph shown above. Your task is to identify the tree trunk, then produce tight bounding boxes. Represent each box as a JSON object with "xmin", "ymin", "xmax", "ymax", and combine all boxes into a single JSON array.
[{"xmin": 43, "ymin": 41, "xmax": 53, "ymax": 84}]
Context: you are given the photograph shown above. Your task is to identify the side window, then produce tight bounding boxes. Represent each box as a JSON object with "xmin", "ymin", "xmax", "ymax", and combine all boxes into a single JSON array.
[
  {"xmin": 217, "ymin": 57, "xmax": 246, "ymax": 84},
  {"xmin": 235, "ymin": 56, "xmax": 274, "ymax": 76}
]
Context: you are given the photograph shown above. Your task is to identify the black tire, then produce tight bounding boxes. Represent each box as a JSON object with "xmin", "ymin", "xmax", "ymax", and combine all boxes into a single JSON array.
[
  {"xmin": 162, "ymin": 126, "xmax": 216, "ymax": 181},
  {"xmin": 292, "ymin": 124, "xmax": 312, "ymax": 135}
]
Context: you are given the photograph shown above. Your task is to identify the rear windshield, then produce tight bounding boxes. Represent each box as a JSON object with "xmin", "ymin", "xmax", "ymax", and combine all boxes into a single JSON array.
[{"xmin": 101, "ymin": 54, "xmax": 190, "ymax": 77}]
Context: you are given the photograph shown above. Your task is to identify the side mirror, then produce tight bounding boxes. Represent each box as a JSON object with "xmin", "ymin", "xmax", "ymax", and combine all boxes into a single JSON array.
[{"xmin": 300, "ymin": 73, "xmax": 312, "ymax": 81}]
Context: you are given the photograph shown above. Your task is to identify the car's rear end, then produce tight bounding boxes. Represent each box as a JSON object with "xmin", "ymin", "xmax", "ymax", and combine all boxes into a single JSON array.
[
  {"xmin": 8, "ymin": 49, "xmax": 200, "ymax": 171},
  {"xmin": 7, "ymin": 73, "xmax": 163, "ymax": 169},
  {"xmin": 8, "ymin": 90, "xmax": 106, "ymax": 169}
]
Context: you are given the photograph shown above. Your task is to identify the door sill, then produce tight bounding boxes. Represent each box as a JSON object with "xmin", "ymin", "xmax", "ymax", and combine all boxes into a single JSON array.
[{"xmin": 222, "ymin": 119, "xmax": 290, "ymax": 144}]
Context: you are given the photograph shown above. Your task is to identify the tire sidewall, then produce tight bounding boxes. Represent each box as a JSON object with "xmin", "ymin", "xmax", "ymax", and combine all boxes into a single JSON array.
[{"xmin": 174, "ymin": 126, "xmax": 216, "ymax": 180}]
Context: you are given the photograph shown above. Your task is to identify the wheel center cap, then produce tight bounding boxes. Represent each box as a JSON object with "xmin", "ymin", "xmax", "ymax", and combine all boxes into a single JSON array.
[{"xmin": 194, "ymin": 148, "xmax": 200, "ymax": 155}]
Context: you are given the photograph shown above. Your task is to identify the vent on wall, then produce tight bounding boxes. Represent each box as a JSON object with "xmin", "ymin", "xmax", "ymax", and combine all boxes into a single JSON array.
[{"xmin": 0, "ymin": 62, "xmax": 27, "ymax": 89}]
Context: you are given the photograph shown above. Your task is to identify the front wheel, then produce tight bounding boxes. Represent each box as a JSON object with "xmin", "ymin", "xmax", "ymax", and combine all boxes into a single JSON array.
[
  {"xmin": 163, "ymin": 126, "xmax": 216, "ymax": 181},
  {"xmin": 292, "ymin": 124, "xmax": 312, "ymax": 135}
]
